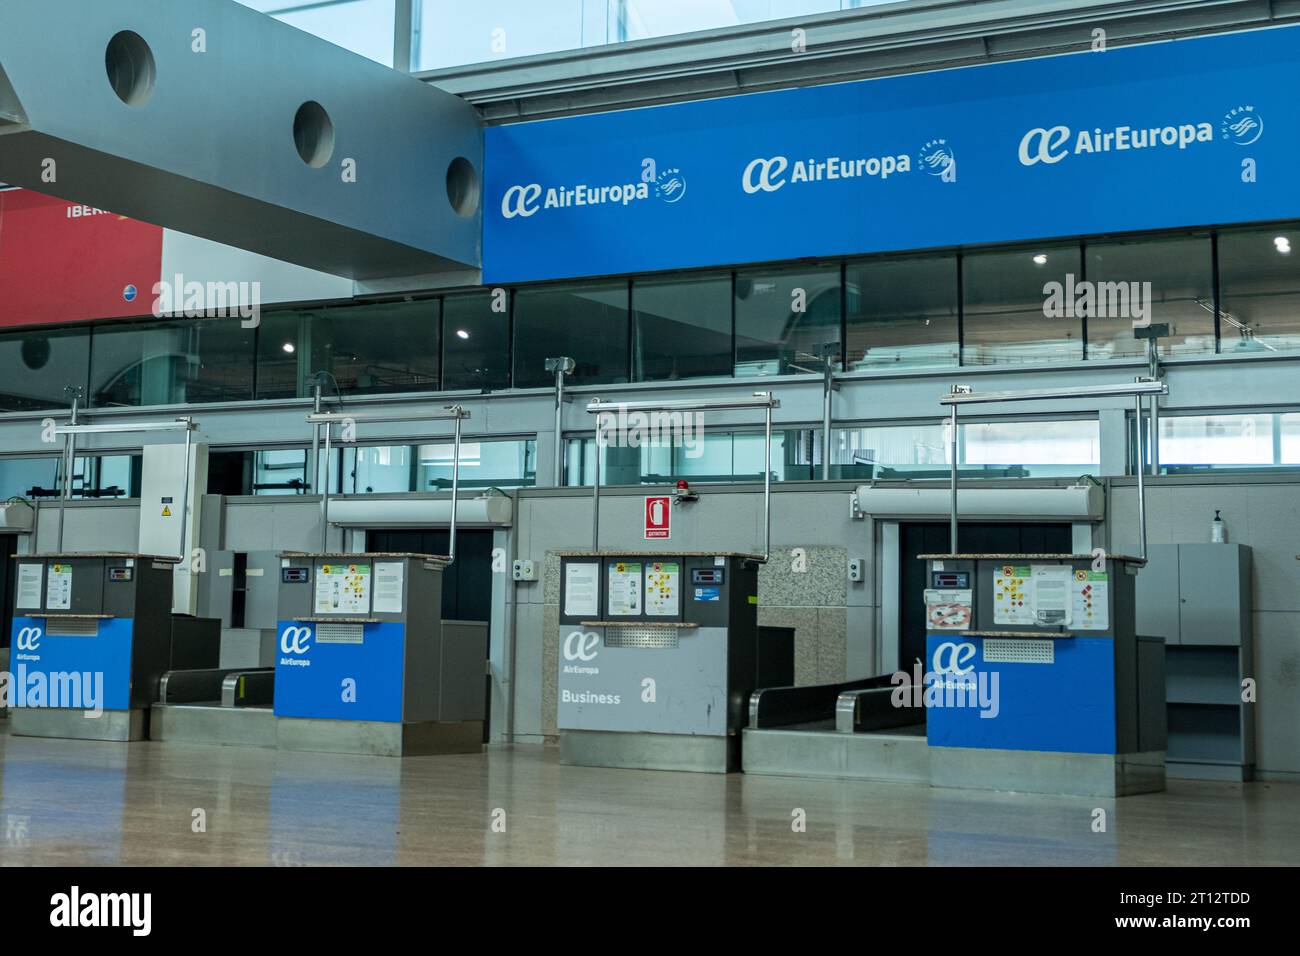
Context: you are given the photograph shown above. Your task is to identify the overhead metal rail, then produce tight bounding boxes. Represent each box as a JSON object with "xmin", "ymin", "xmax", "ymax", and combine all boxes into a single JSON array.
[
  {"xmin": 585, "ymin": 393, "xmax": 779, "ymax": 562},
  {"xmin": 939, "ymin": 379, "xmax": 1168, "ymax": 561},
  {"xmin": 52, "ymin": 407, "xmax": 196, "ymax": 557},
  {"xmin": 306, "ymin": 405, "xmax": 469, "ymax": 563}
]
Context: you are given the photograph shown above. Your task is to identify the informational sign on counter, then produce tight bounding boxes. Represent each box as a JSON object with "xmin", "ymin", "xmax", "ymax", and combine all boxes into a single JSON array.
[
  {"xmin": 994, "ymin": 564, "xmax": 1082, "ymax": 627},
  {"xmin": 314, "ymin": 563, "xmax": 372, "ymax": 615},
  {"xmin": 993, "ymin": 565, "xmax": 1033, "ymax": 626},
  {"xmin": 925, "ymin": 589, "xmax": 972, "ymax": 630},
  {"xmin": 15, "ymin": 564, "xmax": 41, "ymax": 609},
  {"xmin": 373, "ymin": 562, "xmax": 405, "ymax": 614},
  {"xmin": 1032, "ymin": 565, "xmax": 1073, "ymax": 627},
  {"xmin": 46, "ymin": 563, "xmax": 72, "ymax": 611},
  {"xmin": 645, "ymin": 562, "xmax": 680, "ymax": 617},
  {"xmin": 564, "ymin": 562, "xmax": 600, "ymax": 618},
  {"xmin": 608, "ymin": 562, "xmax": 642, "ymax": 616},
  {"xmin": 1071, "ymin": 570, "xmax": 1110, "ymax": 630}
]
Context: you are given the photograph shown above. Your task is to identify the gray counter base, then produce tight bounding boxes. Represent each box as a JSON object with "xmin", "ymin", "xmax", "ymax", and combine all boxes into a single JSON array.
[
  {"xmin": 930, "ymin": 746, "xmax": 1166, "ymax": 797},
  {"xmin": 275, "ymin": 717, "xmax": 483, "ymax": 757},
  {"xmin": 1167, "ymin": 760, "xmax": 1254, "ymax": 782},
  {"xmin": 151, "ymin": 704, "xmax": 276, "ymax": 748},
  {"xmin": 560, "ymin": 730, "xmax": 736, "ymax": 773},
  {"xmin": 7, "ymin": 707, "xmax": 146, "ymax": 742},
  {"xmin": 742, "ymin": 728, "xmax": 929, "ymax": 783}
]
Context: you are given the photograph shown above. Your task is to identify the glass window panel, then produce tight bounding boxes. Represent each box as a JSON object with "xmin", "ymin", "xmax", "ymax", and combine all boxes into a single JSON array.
[
  {"xmin": 343, "ymin": 445, "xmax": 415, "ymax": 494},
  {"xmin": 735, "ymin": 264, "xmax": 840, "ymax": 376},
  {"xmin": 416, "ymin": 439, "xmax": 536, "ymax": 490},
  {"xmin": 236, "ymin": 0, "xmax": 396, "ymax": 66},
  {"xmin": 252, "ymin": 448, "xmax": 311, "ymax": 495},
  {"xmin": 256, "ymin": 310, "xmax": 314, "ymax": 400},
  {"xmin": 513, "ymin": 283, "xmax": 629, "ymax": 388},
  {"xmin": 845, "ymin": 253, "xmax": 958, "ymax": 370},
  {"xmin": 412, "ymin": 1, "xmax": 897, "ymax": 70},
  {"xmin": 564, "ymin": 431, "xmax": 798, "ymax": 485},
  {"xmin": 0, "ymin": 327, "xmax": 90, "ymax": 412},
  {"xmin": 315, "ymin": 299, "xmax": 438, "ymax": 397},
  {"xmin": 1217, "ymin": 226, "xmax": 1300, "ymax": 354},
  {"xmin": 962, "ymin": 243, "xmax": 1083, "ymax": 366},
  {"xmin": 1085, "ymin": 235, "xmax": 1214, "ymax": 359},
  {"xmin": 1158, "ymin": 414, "xmax": 1275, "ymax": 468},
  {"xmin": 632, "ymin": 273, "xmax": 732, "ymax": 381},
  {"xmin": 90, "ymin": 319, "xmax": 255, "ymax": 407},
  {"xmin": 443, "ymin": 293, "xmax": 511, "ymax": 392},
  {"xmin": 832, "ymin": 419, "xmax": 1098, "ymax": 479},
  {"xmin": 0, "ymin": 457, "xmax": 59, "ymax": 499}
]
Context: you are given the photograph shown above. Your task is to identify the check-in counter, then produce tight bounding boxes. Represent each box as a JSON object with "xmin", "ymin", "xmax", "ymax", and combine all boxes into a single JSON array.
[
  {"xmin": 921, "ymin": 553, "xmax": 1166, "ymax": 796},
  {"xmin": 9, "ymin": 552, "xmax": 178, "ymax": 741}
]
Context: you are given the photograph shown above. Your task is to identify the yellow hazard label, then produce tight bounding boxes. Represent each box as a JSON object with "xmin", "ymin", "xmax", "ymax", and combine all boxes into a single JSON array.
[{"xmin": 161, "ymin": 506, "xmax": 172, "ymax": 517}]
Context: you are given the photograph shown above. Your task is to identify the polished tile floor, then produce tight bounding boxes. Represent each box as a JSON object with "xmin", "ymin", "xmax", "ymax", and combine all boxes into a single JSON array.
[{"xmin": 0, "ymin": 734, "xmax": 1296, "ymax": 866}]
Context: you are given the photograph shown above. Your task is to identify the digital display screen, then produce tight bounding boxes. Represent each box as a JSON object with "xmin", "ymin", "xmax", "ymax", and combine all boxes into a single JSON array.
[
  {"xmin": 282, "ymin": 568, "xmax": 310, "ymax": 584},
  {"xmin": 691, "ymin": 568, "xmax": 724, "ymax": 585},
  {"xmin": 931, "ymin": 571, "xmax": 970, "ymax": 589},
  {"xmin": 107, "ymin": 567, "xmax": 133, "ymax": 582}
]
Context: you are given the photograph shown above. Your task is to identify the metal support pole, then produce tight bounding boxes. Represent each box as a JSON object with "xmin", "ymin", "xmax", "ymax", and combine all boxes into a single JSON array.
[
  {"xmin": 56, "ymin": 394, "xmax": 79, "ymax": 553},
  {"xmin": 820, "ymin": 343, "xmax": 838, "ymax": 481},
  {"xmin": 1135, "ymin": 393, "xmax": 1148, "ymax": 563},
  {"xmin": 949, "ymin": 403, "xmax": 959, "ymax": 555},
  {"xmin": 309, "ymin": 381, "xmax": 323, "ymax": 495},
  {"xmin": 447, "ymin": 410, "xmax": 462, "ymax": 565},
  {"xmin": 177, "ymin": 421, "xmax": 193, "ymax": 560},
  {"xmin": 1147, "ymin": 338, "xmax": 1161, "ymax": 477},
  {"xmin": 319, "ymin": 422, "xmax": 332, "ymax": 554},
  {"xmin": 591, "ymin": 416, "xmax": 602, "ymax": 552},
  {"xmin": 546, "ymin": 357, "xmax": 574, "ymax": 488},
  {"xmin": 761, "ymin": 394, "xmax": 773, "ymax": 563}
]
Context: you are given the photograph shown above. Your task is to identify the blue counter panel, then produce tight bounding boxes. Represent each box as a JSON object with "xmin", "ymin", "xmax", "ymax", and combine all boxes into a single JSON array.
[
  {"xmin": 925, "ymin": 633, "xmax": 1117, "ymax": 755},
  {"xmin": 10, "ymin": 616, "xmax": 132, "ymax": 712},
  {"xmin": 273, "ymin": 620, "xmax": 406, "ymax": 722}
]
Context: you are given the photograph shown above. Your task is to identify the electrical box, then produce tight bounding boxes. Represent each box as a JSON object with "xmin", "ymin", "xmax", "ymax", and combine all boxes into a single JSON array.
[{"xmin": 512, "ymin": 559, "xmax": 537, "ymax": 582}]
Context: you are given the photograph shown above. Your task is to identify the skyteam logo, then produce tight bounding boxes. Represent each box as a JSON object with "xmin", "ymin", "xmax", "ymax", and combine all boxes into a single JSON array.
[
  {"xmin": 655, "ymin": 167, "xmax": 687, "ymax": 203},
  {"xmin": 122, "ymin": 284, "xmax": 138, "ymax": 303},
  {"xmin": 918, "ymin": 139, "xmax": 957, "ymax": 180},
  {"xmin": 1018, "ymin": 117, "xmax": 1217, "ymax": 166},
  {"xmin": 1221, "ymin": 105, "xmax": 1264, "ymax": 146},
  {"xmin": 742, "ymin": 148, "xmax": 913, "ymax": 194}
]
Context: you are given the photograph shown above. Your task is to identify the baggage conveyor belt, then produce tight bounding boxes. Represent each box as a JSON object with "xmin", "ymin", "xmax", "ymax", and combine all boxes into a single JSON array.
[
  {"xmin": 742, "ymin": 675, "xmax": 929, "ymax": 782},
  {"xmin": 151, "ymin": 667, "xmax": 277, "ymax": 747}
]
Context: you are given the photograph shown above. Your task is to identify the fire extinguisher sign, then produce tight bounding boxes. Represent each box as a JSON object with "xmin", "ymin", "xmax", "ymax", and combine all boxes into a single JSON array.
[{"xmin": 644, "ymin": 496, "xmax": 671, "ymax": 539}]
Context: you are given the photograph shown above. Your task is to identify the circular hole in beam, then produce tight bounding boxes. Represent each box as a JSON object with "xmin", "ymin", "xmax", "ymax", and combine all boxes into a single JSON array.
[
  {"xmin": 105, "ymin": 31, "xmax": 157, "ymax": 107},
  {"xmin": 293, "ymin": 101, "xmax": 335, "ymax": 169},
  {"xmin": 446, "ymin": 157, "xmax": 480, "ymax": 218}
]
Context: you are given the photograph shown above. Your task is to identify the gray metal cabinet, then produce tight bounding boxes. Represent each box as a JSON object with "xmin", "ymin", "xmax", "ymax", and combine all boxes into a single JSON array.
[
  {"xmin": 1136, "ymin": 544, "xmax": 1251, "ymax": 646},
  {"xmin": 1134, "ymin": 543, "xmax": 1254, "ymax": 781}
]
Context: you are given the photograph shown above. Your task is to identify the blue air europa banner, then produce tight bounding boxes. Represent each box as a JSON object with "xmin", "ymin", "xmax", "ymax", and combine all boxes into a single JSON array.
[{"xmin": 483, "ymin": 25, "xmax": 1300, "ymax": 284}]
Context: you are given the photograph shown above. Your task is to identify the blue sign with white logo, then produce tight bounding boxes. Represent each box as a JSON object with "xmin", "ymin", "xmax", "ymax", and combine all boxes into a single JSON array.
[
  {"xmin": 10, "ymin": 616, "xmax": 133, "ymax": 711},
  {"xmin": 273, "ymin": 620, "xmax": 407, "ymax": 722},
  {"xmin": 925, "ymin": 633, "xmax": 1117, "ymax": 754},
  {"xmin": 484, "ymin": 25, "xmax": 1300, "ymax": 284}
]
